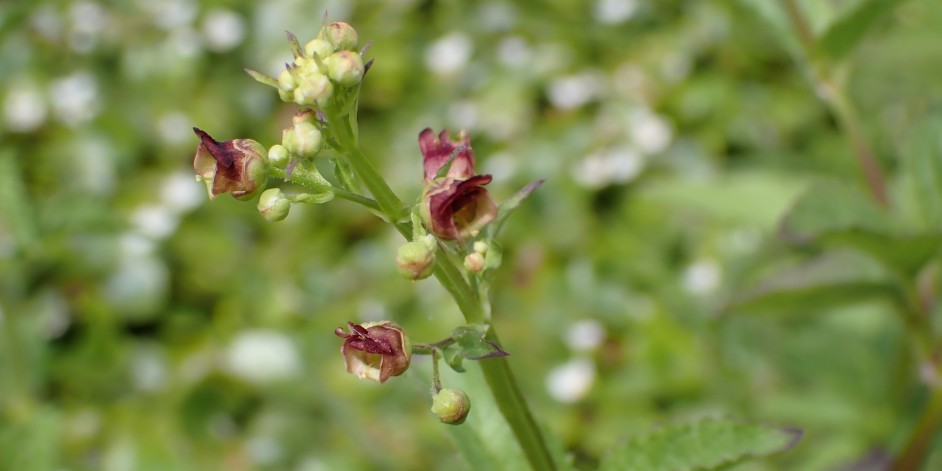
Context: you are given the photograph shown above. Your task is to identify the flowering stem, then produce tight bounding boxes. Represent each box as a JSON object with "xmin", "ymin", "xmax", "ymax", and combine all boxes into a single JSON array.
[
  {"xmin": 325, "ymin": 110, "xmax": 556, "ymax": 470},
  {"xmin": 891, "ymin": 385, "xmax": 942, "ymax": 471}
]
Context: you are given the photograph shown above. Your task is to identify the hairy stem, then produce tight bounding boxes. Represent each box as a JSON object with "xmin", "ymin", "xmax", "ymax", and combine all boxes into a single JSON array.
[{"xmin": 326, "ymin": 111, "xmax": 556, "ymax": 470}]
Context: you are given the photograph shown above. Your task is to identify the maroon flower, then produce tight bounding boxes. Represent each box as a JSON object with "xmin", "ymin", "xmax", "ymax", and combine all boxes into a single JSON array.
[
  {"xmin": 193, "ymin": 128, "xmax": 269, "ymax": 200},
  {"xmin": 334, "ymin": 321, "xmax": 412, "ymax": 383},
  {"xmin": 418, "ymin": 129, "xmax": 497, "ymax": 240}
]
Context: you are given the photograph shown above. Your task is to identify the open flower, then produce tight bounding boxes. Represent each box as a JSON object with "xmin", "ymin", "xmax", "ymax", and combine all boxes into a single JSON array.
[
  {"xmin": 419, "ymin": 129, "xmax": 497, "ymax": 240},
  {"xmin": 335, "ymin": 321, "xmax": 411, "ymax": 383},
  {"xmin": 193, "ymin": 128, "xmax": 269, "ymax": 200}
]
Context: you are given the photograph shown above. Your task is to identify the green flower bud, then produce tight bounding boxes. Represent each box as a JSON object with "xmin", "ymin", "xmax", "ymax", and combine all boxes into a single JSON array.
[
  {"xmin": 319, "ymin": 21, "xmax": 358, "ymax": 51},
  {"xmin": 293, "ymin": 73, "xmax": 333, "ymax": 106},
  {"xmin": 282, "ymin": 122, "xmax": 322, "ymax": 160},
  {"xmin": 304, "ymin": 38, "xmax": 334, "ymax": 59},
  {"xmin": 325, "ymin": 50, "xmax": 365, "ymax": 87},
  {"xmin": 292, "ymin": 109, "xmax": 319, "ymax": 126},
  {"xmin": 473, "ymin": 241, "xmax": 489, "ymax": 255},
  {"xmin": 464, "ymin": 252, "xmax": 485, "ymax": 274},
  {"xmin": 396, "ymin": 235, "xmax": 436, "ymax": 280},
  {"xmin": 431, "ymin": 388, "xmax": 471, "ymax": 425},
  {"xmin": 268, "ymin": 144, "xmax": 289, "ymax": 169},
  {"xmin": 257, "ymin": 188, "xmax": 290, "ymax": 222},
  {"xmin": 278, "ymin": 68, "xmax": 297, "ymax": 91}
]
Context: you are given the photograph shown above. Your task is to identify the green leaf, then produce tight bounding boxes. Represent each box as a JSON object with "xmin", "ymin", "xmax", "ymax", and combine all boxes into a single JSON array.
[
  {"xmin": 443, "ymin": 324, "xmax": 509, "ymax": 361},
  {"xmin": 780, "ymin": 182, "xmax": 941, "ymax": 276},
  {"xmin": 489, "ymin": 179, "xmax": 544, "ymax": 238},
  {"xmin": 902, "ymin": 111, "xmax": 942, "ymax": 228},
  {"xmin": 819, "ymin": 0, "xmax": 902, "ymax": 61},
  {"xmin": 728, "ymin": 251, "xmax": 900, "ymax": 314},
  {"xmin": 599, "ymin": 418, "xmax": 802, "ymax": 471}
]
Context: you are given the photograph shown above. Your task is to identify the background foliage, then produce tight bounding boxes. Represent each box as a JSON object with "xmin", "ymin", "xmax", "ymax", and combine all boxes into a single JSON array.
[{"xmin": 2, "ymin": 0, "xmax": 942, "ymax": 469}]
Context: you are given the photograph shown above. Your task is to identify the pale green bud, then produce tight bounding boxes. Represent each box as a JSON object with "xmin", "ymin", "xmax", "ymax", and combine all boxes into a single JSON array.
[
  {"xmin": 473, "ymin": 241, "xmax": 489, "ymax": 255},
  {"xmin": 304, "ymin": 38, "xmax": 334, "ymax": 59},
  {"xmin": 268, "ymin": 144, "xmax": 289, "ymax": 169},
  {"xmin": 293, "ymin": 73, "xmax": 333, "ymax": 106},
  {"xmin": 431, "ymin": 388, "xmax": 471, "ymax": 425},
  {"xmin": 319, "ymin": 22, "xmax": 358, "ymax": 51},
  {"xmin": 278, "ymin": 68, "xmax": 297, "ymax": 91},
  {"xmin": 282, "ymin": 122, "xmax": 322, "ymax": 160},
  {"xmin": 257, "ymin": 188, "xmax": 290, "ymax": 222},
  {"xmin": 325, "ymin": 50, "xmax": 365, "ymax": 87},
  {"xmin": 464, "ymin": 252, "xmax": 485, "ymax": 274},
  {"xmin": 396, "ymin": 235, "xmax": 436, "ymax": 281}
]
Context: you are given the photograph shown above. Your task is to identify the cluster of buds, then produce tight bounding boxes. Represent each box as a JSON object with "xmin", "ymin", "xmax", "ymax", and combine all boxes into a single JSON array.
[
  {"xmin": 464, "ymin": 241, "xmax": 489, "ymax": 274},
  {"xmin": 248, "ymin": 22, "xmax": 365, "ymax": 109}
]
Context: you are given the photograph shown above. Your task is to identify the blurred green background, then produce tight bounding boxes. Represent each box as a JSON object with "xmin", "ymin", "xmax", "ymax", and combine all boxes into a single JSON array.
[{"xmin": 3, "ymin": 0, "xmax": 942, "ymax": 469}]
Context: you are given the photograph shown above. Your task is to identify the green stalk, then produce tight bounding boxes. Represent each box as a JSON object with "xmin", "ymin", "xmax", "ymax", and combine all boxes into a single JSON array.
[
  {"xmin": 890, "ymin": 385, "xmax": 942, "ymax": 471},
  {"xmin": 325, "ymin": 110, "xmax": 557, "ymax": 470}
]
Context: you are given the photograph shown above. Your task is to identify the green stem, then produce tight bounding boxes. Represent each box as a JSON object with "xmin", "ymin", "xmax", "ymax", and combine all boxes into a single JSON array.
[
  {"xmin": 780, "ymin": 0, "xmax": 889, "ymax": 207},
  {"xmin": 325, "ymin": 109, "xmax": 556, "ymax": 470},
  {"xmin": 891, "ymin": 385, "xmax": 942, "ymax": 471}
]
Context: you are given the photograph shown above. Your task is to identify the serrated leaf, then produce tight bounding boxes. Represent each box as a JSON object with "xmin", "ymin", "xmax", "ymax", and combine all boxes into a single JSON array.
[
  {"xmin": 819, "ymin": 0, "xmax": 902, "ymax": 61},
  {"xmin": 599, "ymin": 418, "xmax": 802, "ymax": 471},
  {"xmin": 444, "ymin": 324, "xmax": 509, "ymax": 361},
  {"xmin": 728, "ymin": 251, "xmax": 900, "ymax": 314},
  {"xmin": 902, "ymin": 111, "xmax": 942, "ymax": 228}
]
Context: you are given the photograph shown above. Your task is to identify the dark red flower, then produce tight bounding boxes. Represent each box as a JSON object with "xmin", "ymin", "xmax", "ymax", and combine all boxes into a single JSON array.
[
  {"xmin": 193, "ymin": 128, "xmax": 269, "ymax": 200},
  {"xmin": 418, "ymin": 129, "xmax": 497, "ymax": 240},
  {"xmin": 334, "ymin": 321, "xmax": 411, "ymax": 383}
]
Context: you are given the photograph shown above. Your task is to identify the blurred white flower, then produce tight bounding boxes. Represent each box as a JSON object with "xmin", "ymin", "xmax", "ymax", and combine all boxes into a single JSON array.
[
  {"xmin": 247, "ymin": 436, "xmax": 283, "ymax": 465},
  {"xmin": 225, "ymin": 330, "xmax": 301, "ymax": 383},
  {"xmin": 30, "ymin": 6, "xmax": 63, "ymax": 42},
  {"xmin": 141, "ymin": 0, "xmax": 197, "ymax": 30},
  {"xmin": 682, "ymin": 259, "xmax": 721, "ymax": 295},
  {"xmin": 497, "ymin": 36, "xmax": 532, "ymax": 68},
  {"xmin": 131, "ymin": 345, "xmax": 167, "ymax": 392},
  {"xmin": 160, "ymin": 171, "xmax": 205, "ymax": 213},
  {"xmin": 156, "ymin": 111, "xmax": 193, "ymax": 145},
  {"xmin": 130, "ymin": 204, "xmax": 179, "ymax": 240},
  {"xmin": 594, "ymin": 0, "xmax": 639, "ymax": 25},
  {"xmin": 69, "ymin": 1, "xmax": 109, "ymax": 53},
  {"xmin": 628, "ymin": 109, "xmax": 673, "ymax": 155},
  {"xmin": 202, "ymin": 9, "xmax": 245, "ymax": 52},
  {"xmin": 572, "ymin": 147, "xmax": 644, "ymax": 189},
  {"xmin": 546, "ymin": 357, "xmax": 596, "ymax": 403},
  {"xmin": 547, "ymin": 73, "xmax": 601, "ymax": 110},
  {"xmin": 447, "ymin": 100, "xmax": 480, "ymax": 131},
  {"xmin": 565, "ymin": 320, "xmax": 606, "ymax": 352},
  {"xmin": 4, "ymin": 85, "xmax": 47, "ymax": 132},
  {"xmin": 49, "ymin": 71, "xmax": 101, "ymax": 126},
  {"xmin": 425, "ymin": 32, "xmax": 473, "ymax": 75}
]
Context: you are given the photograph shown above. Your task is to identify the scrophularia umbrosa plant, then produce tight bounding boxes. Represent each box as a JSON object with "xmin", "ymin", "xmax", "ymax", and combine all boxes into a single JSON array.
[
  {"xmin": 191, "ymin": 19, "xmax": 554, "ymax": 469},
  {"xmin": 191, "ymin": 18, "xmax": 801, "ymax": 470}
]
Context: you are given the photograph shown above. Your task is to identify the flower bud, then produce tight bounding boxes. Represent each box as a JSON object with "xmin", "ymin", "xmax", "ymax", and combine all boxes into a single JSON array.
[
  {"xmin": 473, "ymin": 241, "xmax": 489, "ymax": 255},
  {"xmin": 335, "ymin": 321, "xmax": 412, "ymax": 383},
  {"xmin": 282, "ymin": 122, "xmax": 322, "ymax": 160},
  {"xmin": 293, "ymin": 73, "xmax": 333, "ymax": 106},
  {"xmin": 396, "ymin": 235, "xmax": 436, "ymax": 281},
  {"xmin": 278, "ymin": 68, "xmax": 297, "ymax": 92},
  {"xmin": 464, "ymin": 252, "xmax": 485, "ymax": 274},
  {"xmin": 431, "ymin": 388, "xmax": 471, "ymax": 425},
  {"xmin": 319, "ymin": 22, "xmax": 358, "ymax": 51},
  {"xmin": 292, "ymin": 109, "xmax": 319, "ymax": 126},
  {"xmin": 304, "ymin": 38, "xmax": 334, "ymax": 59},
  {"xmin": 268, "ymin": 144, "xmax": 289, "ymax": 169},
  {"xmin": 257, "ymin": 188, "xmax": 290, "ymax": 222},
  {"xmin": 325, "ymin": 50, "xmax": 365, "ymax": 87},
  {"xmin": 193, "ymin": 128, "xmax": 269, "ymax": 200}
]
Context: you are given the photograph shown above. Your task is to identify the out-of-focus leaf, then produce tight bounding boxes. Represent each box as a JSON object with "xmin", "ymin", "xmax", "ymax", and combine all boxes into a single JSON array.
[
  {"xmin": 489, "ymin": 179, "xmax": 544, "ymax": 237},
  {"xmin": 728, "ymin": 251, "xmax": 900, "ymax": 313},
  {"xmin": 599, "ymin": 418, "xmax": 801, "ymax": 471},
  {"xmin": 819, "ymin": 0, "xmax": 902, "ymax": 61},
  {"xmin": 0, "ymin": 408, "xmax": 59, "ymax": 471},
  {"xmin": 902, "ymin": 111, "xmax": 942, "ymax": 228},
  {"xmin": 780, "ymin": 182, "xmax": 940, "ymax": 275}
]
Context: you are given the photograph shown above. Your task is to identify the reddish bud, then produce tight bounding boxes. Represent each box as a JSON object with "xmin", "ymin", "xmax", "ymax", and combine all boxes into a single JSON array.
[
  {"xmin": 335, "ymin": 321, "xmax": 412, "ymax": 383},
  {"xmin": 193, "ymin": 128, "xmax": 269, "ymax": 200}
]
